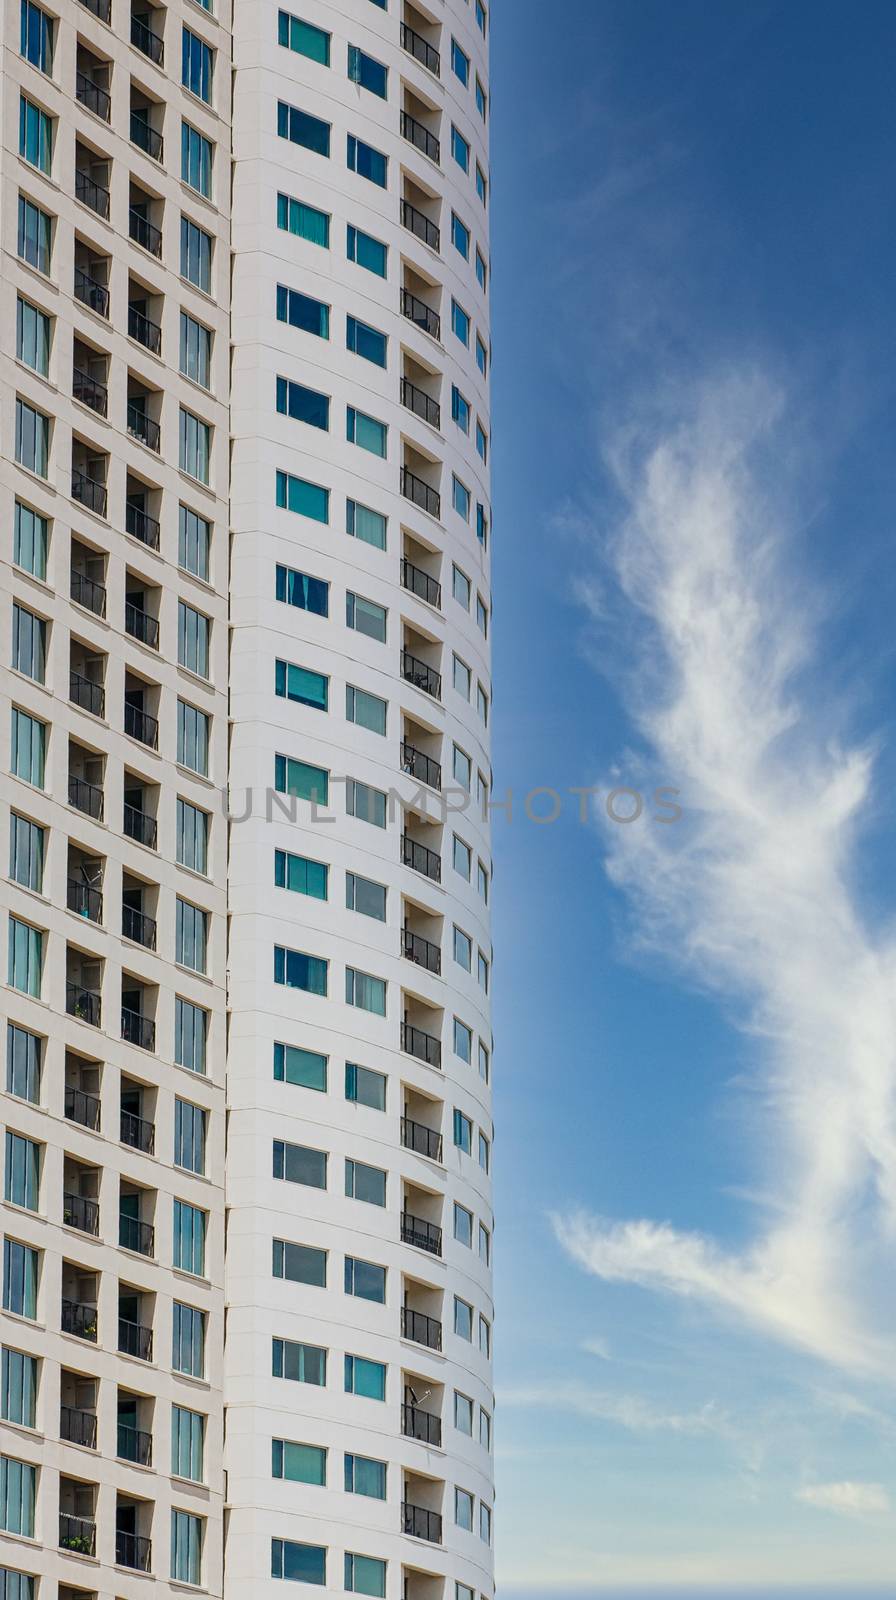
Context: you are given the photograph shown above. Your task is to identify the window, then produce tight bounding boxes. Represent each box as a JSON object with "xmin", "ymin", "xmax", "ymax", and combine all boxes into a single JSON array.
[
  {"xmin": 453, "ymin": 835, "xmax": 472, "ymax": 880},
  {"xmin": 345, "ymin": 1064, "xmax": 386, "ymax": 1110},
  {"xmin": 276, "ymin": 283, "xmax": 330, "ymax": 338},
  {"xmin": 346, "ymin": 685, "xmax": 387, "ymax": 736},
  {"xmin": 480, "ymin": 1406, "xmax": 491, "ymax": 1448},
  {"xmin": 479, "ymin": 1040, "xmax": 490, "ymax": 1082},
  {"xmin": 454, "ymin": 1018, "xmax": 473, "ymax": 1063},
  {"xmin": 0, "ymin": 1570, "xmax": 34, "ymax": 1600},
  {"xmin": 477, "ymin": 502, "xmax": 488, "ymax": 546},
  {"xmin": 277, "ymin": 377, "xmax": 330, "ymax": 431},
  {"xmin": 478, "ymin": 862, "xmax": 489, "ymax": 903},
  {"xmin": 453, "ymin": 655, "xmax": 472, "ymax": 700},
  {"xmin": 176, "ymin": 798, "xmax": 209, "ymax": 876},
  {"xmin": 172, "ymin": 1404, "xmax": 204, "ymax": 1480},
  {"xmin": 345, "ymin": 1554, "xmax": 386, "ymax": 1598},
  {"xmin": 19, "ymin": 95, "xmax": 52, "ymax": 173},
  {"xmin": 0, "ymin": 1457, "xmax": 35, "ymax": 1537},
  {"xmin": 347, "ymin": 224, "xmax": 387, "ymax": 277},
  {"xmin": 181, "ymin": 216, "xmax": 212, "ymax": 292},
  {"xmin": 479, "ymin": 1222, "xmax": 490, "ymax": 1264},
  {"xmin": 176, "ymin": 997, "xmax": 208, "ymax": 1074},
  {"xmin": 346, "ymin": 780, "xmax": 388, "ymax": 829},
  {"xmin": 9, "ymin": 815, "xmax": 44, "ymax": 893},
  {"xmin": 273, "ymin": 1238, "xmax": 327, "ymax": 1288},
  {"xmin": 174, "ymin": 1098, "xmax": 206, "ymax": 1174},
  {"xmin": 478, "ymin": 948, "xmax": 490, "ymax": 989},
  {"xmin": 182, "ymin": 27, "xmax": 213, "ymax": 102},
  {"xmin": 181, "ymin": 121, "xmax": 213, "ymax": 197},
  {"xmin": 274, "ymin": 755, "xmax": 328, "ymax": 805},
  {"xmin": 452, "ymin": 475, "xmax": 471, "ymax": 521},
  {"xmin": 452, "ymin": 125, "xmax": 470, "ymax": 172},
  {"xmin": 15, "ymin": 398, "xmax": 49, "ymax": 478},
  {"xmin": 345, "ymin": 1158, "xmax": 386, "ymax": 1207},
  {"xmin": 346, "ymin": 406, "xmax": 387, "ymax": 457},
  {"xmin": 272, "ymin": 1439, "xmax": 327, "ymax": 1486},
  {"xmin": 347, "ymin": 134, "xmax": 387, "ymax": 187},
  {"xmin": 17, "ymin": 195, "xmax": 51, "ymax": 275},
  {"xmin": 178, "ymin": 601, "xmax": 210, "ymax": 678},
  {"xmin": 273, "ymin": 1140, "xmax": 327, "ymax": 1189},
  {"xmin": 476, "ymin": 420, "xmax": 488, "ymax": 462},
  {"xmin": 452, "ymin": 212, "xmax": 470, "ymax": 260},
  {"xmin": 345, "ymin": 871, "xmax": 386, "ymax": 920},
  {"xmin": 454, "ymin": 744, "xmax": 472, "ymax": 790},
  {"xmin": 345, "ymin": 968, "xmax": 386, "ymax": 1016},
  {"xmin": 346, "ymin": 592, "xmax": 387, "ymax": 641},
  {"xmin": 1, "ymin": 1349, "xmax": 36, "ymax": 1428},
  {"xmin": 344, "ymin": 1453, "xmax": 386, "ymax": 1498},
  {"xmin": 275, "ymin": 659, "xmax": 329, "ymax": 712},
  {"xmin": 476, "ymin": 248, "xmax": 488, "ymax": 291},
  {"xmin": 271, "ymin": 1540, "xmax": 326, "ymax": 1586},
  {"xmin": 344, "ymin": 1354, "xmax": 385, "ymax": 1400},
  {"xmin": 275, "ymin": 849, "xmax": 328, "ymax": 901},
  {"xmin": 452, "ymin": 386, "xmax": 471, "ymax": 433},
  {"xmin": 476, "ymin": 77, "xmax": 487, "ymax": 120},
  {"xmin": 273, "ymin": 947, "xmax": 328, "ymax": 997},
  {"xmin": 2, "ymin": 1240, "xmax": 38, "ymax": 1319},
  {"xmin": 348, "ymin": 44, "xmax": 387, "ymax": 97},
  {"xmin": 454, "ymin": 926, "xmax": 472, "ymax": 970},
  {"xmin": 16, "ymin": 298, "xmax": 50, "ymax": 378},
  {"xmin": 11, "ymin": 605, "xmax": 45, "ymax": 683},
  {"xmin": 451, "ymin": 37, "xmax": 470, "ymax": 85},
  {"xmin": 476, "ymin": 0, "xmax": 487, "ymax": 33},
  {"xmin": 476, "ymin": 163, "xmax": 487, "ymax": 205},
  {"xmin": 7, "ymin": 919, "xmax": 42, "ymax": 999},
  {"xmin": 452, "ymin": 299, "xmax": 470, "ymax": 345},
  {"xmin": 480, "ymin": 1502, "xmax": 492, "ymax": 1544},
  {"xmin": 6, "ymin": 1027, "xmax": 40, "ymax": 1105},
  {"xmin": 274, "ymin": 1041, "xmax": 327, "ymax": 1092},
  {"xmin": 278, "ymin": 10, "xmax": 330, "ymax": 63},
  {"xmin": 477, "ymin": 594, "xmax": 489, "ymax": 634},
  {"xmin": 179, "ymin": 407, "xmax": 211, "ymax": 483},
  {"xmin": 346, "ymin": 314, "xmax": 387, "ymax": 368},
  {"xmin": 171, "ymin": 1509, "xmax": 203, "ymax": 1585},
  {"xmin": 272, "ymin": 1337, "xmax": 326, "ymax": 1386},
  {"xmin": 453, "ymin": 1110, "xmax": 472, "ymax": 1154},
  {"xmin": 476, "ymin": 333, "xmax": 488, "ymax": 374},
  {"xmin": 176, "ymin": 897, "xmax": 208, "ymax": 974},
  {"xmin": 278, "ymin": 100, "xmax": 330, "ymax": 158},
  {"xmin": 450, "ymin": 571, "xmax": 471, "ymax": 613},
  {"xmin": 454, "ymin": 1391, "xmax": 473, "ymax": 1434},
  {"xmin": 173, "ymin": 1302, "xmax": 205, "ymax": 1376},
  {"xmin": 173, "ymin": 1198, "xmax": 206, "ymax": 1276},
  {"xmin": 346, "ymin": 498, "xmax": 386, "ymax": 549},
  {"xmin": 179, "ymin": 505, "xmax": 211, "ymax": 579},
  {"xmin": 20, "ymin": 0, "xmax": 54, "ymax": 72},
  {"xmin": 276, "ymin": 470, "xmax": 330, "ymax": 525},
  {"xmin": 479, "ymin": 1130, "xmax": 491, "ymax": 1172},
  {"xmin": 276, "ymin": 568, "xmax": 329, "ymax": 623},
  {"xmin": 180, "ymin": 312, "xmax": 212, "ymax": 389},
  {"xmin": 455, "ymin": 1486, "xmax": 474, "ymax": 1531},
  {"xmin": 479, "ymin": 1314, "xmax": 491, "ymax": 1356},
  {"xmin": 454, "ymin": 1202, "xmax": 473, "ymax": 1247},
  {"xmin": 345, "ymin": 1257, "xmax": 385, "ymax": 1303},
  {"xmin": 277, "ymin": 191, "xmax": 330, "ymax": 247}
]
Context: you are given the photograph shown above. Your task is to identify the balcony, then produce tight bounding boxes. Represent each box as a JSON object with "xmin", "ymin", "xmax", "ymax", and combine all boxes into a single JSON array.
[
  {"xmin": 127, "ymin": 400, "xmax": 161, "ymax": 454},
  {"xmin": 67, "ymin": 878, "xmax": 103, "ymax": 923},
  {"xmin": 401, "ymin": 21, "xmax": 440, "ymax": 76},
  {"xmin": 65, "ymin": 1084, "xmax": 101, "ymax": 1132},
  {"xmin": 401, "ymin": 465, "xmax": 441, "ymax": 519},
  {"xmin": 128, "ymin": 303, "xmax": 162, "ymax": 356},
  {"xmin": 130, "ymin": 111, "xmax": 163, "ymax": 163},
  {"xmin": 125, "ymin": 601, "xmax": 160, "ymax": 650},
  {"xmin": 131, "ymin": 11, "xmax": 164, "ymax": 65},
  {"xmin": 66, "ymin": 982, "xmax": 102, "ymax": 1028},
  {"xmin": 60, "ymin": 1513, "xmax": 97, "ymax": 1558},
  {"xmin": 119, "ymin": 1316, "xmax": 152, "ymax": 1361},
  {"xmin": 401, "ymin": 109, "xmax": 440, "ymax": 165},
  {"xmin": 74, "ymin": 265, "xmax": 110, "ymax": 319},
  {"xmin": 116, "ymin": 1530, "xmax": 152, "ymax": 1572},
  {"xmin": 122, "ymin": 902, "xmax": 157, "ymax": 950},
  {"xmin": 401, "ymin": 1402, "xmax": 442, "ymax": 1447},
  {"xmin": 123, "ymin": 802, "xmax": 158, "ymax": 849},
  {"xmin": 401, "ymin": 287, "xmax": 440, "ymax": 342},
  {"xmin": 401, "ymin": 378, "xmax": 441, "ymax": 432},
  {"xmin": 401, "ymin": 558, "xmax": 441, "ymax": 609},
  {"xmin": 401, "ymin": 1211, "xmax": 443, "ymax": 1257},
  {"xmin": 118, "ymin": 1422, "xmax": 152, "ymax": 1467},
  {"xmin": 401, "ymin": 649, "xmax": 441, "ymax": 700},
  {"xmin": 62, "ymin": 1298, "xmax": 98, "ymax": 1341},
  {"xmin": 121, "ymin": 1007, "xmax": 155, "ymax": 1052},
  {"xmin": 401, "ymin": 834, "xmax": 441, "ymax": 884},
  {"xmin": 120, "ymin": 1212, "xmax": 154, "ymax": 1257},
  {"xmin": 401, "ymin": 741, "xmax": 441, "ymax": 792},
  {"xmin": 71, "ymin": 569, "xmax": 106, "ymax": 619},
  {"xmin": 121, "ymin": 1108, "xmax": 155, "ymax": 1154},
  {"xmin": 124, "ymin": 702, "xmax": 159, "ymax": 750},
  {"xmin": 129, "ymin": 206, "xmax": 162, "ymax": 259},
  {"xmin": 75, "ymin": 168, "xmax": 110, "ymax": 222},
  {"xmin": 401, "ymin": 198, "xmax": 440, "ymax": 252},
  {"xmin": 401, "ymin": 1117, "xmax": 443, "ymax": 1163},
  {"xmin": 70, "ymin": 670, "xmax": 105, "ymax": 718},
  {"xmin": 401, "ymin": 1307, "xmax": 442, "ymax": 1351},
  {"xmin": 402, "ymin": 1502, "xmax": 443, "ymax": 1544},
  {"xmin": 72, "ymin": 466, "xmax": 108, "ymax": 519},
  {"xmin": 125, "ymin": 499, "xmax": 161, "ymax": 551},
  {"xmin": 73, "ymin": 366, "xmax": 108, "ymax": 418},
  {"xmin": 63, "ymin": 1191, "xmax": 99, "ymax": 1236},
  {"xmin": 61, "ymin": 1404, "xmax": 98, "ymax": 1449},
  {"xmin": 76, "ymin": 71, "xmax": 111, "ymax": 122},
  {"xmin": 403, "ymin": 927, "xmax": 441, "ymax": 976},
  {"xmin": 69, "ymin": 771, "xmax": 104, "ymax": 821}
]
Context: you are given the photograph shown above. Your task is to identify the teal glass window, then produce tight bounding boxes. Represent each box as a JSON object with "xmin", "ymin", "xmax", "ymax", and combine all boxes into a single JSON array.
[
  {"xmin": 273, "ymin": 1140, "xmax": 327, "ymax": 1188},
  {"xmin": 276, "ymin": 377, "xmax": 329, "ymax": 432},
  {"xmin": 346, "ymin": 685, "xmax": 387, "ymax": 736},
  {"xmin": 453, "ymin": 475, "xmax": 471, "ymax": 521},
  {"xmin": 477, "ymin": 333, "xmax": 488, "ymax": 374},
  {"xmin": 345, "ymin": 873, "xmax": 386, "ymax": 920},
  {"xmin": 273, "ymin": 948, "xmax": 328, "ymax": 997},
  {"xmin": 17, "ymin": 196, "xmax": 51, "ymax": 274},
  {"xmin": 345, "ymin": 1554, "xmax": 386, "ymax": 1597},
  {"xmin": 174, "ymin": 1099, "xmax": 206, "ymax": 1175},
  {"xmin": 276, "ymin": 283, "xmax": 329, "ymax": 338},
  {"xmin": 451, "ymin": 37, "xmax": 470, "ymax": 85},
  {"xmin": 16, "ymin": 298, "xmax": 50, "ymax": 377},
  {"xmin": 276, "ymin": 471, "xmax": 330, "ymax": 525},
  {"xmin": 347, "ymin": 134, "xmax": 387, "ymax": 187},
  {"xmin": 452, "ymin": 298, "xmax": 470, "ymax": 345},
  {"xmin": 273, "ymin": 1239, "xmax": 327, "ymax": 1287},
  {"xmin": 345, "ymin": 779, "xmax": 387, "ymax": 827},
  {"xmin": 451, "ymin": 125, "xmax": 470, "ymax": 172},
  {"xmin": 6, "ymin": 1132, "xmax": 41, "ymax": 1210},
  {"xmin": 2, "ymin": 1240, "xmax": 38, "ymax": 1319},
  {"xmin": 182, "ymin": 27, "xmax": 213, "ymax": 102},
  {"xmin": 179, "ymin": 505, "xmax": 211, "ymax": 579},
  {"xmin": 171, "ymin": 1508, "xmax": 203, "ymax": 1585},
  {"xmin": 6, "ymin": 1025, "xmax": 41, "ymax": 1105},
  {"xmin": 452, "ymin": 211, "xmax": 470, "ymax": 259},
  {"xmin": 344, "ymin": 1355, "xmax": 385, "ymax": 1400},
  {"xmin": 173, "ymin": 1198, "xmax": 206, "ymax": 1276},
  {"xmin": 276, "ymin": 562, "xmax": 329, "ymax": 614},
  {"xmin": 348, "ymin": 44, "xmax": 387, "ymax": 97},
  {"xmin": 274, "ymin": 1042, "xmax": 328, "ymax": 1092},
  {"xmin": 348, "ymin": 584, "xmax": 387, "ymax": 636},
  {"xmin": 9, "ymin": 815, "xmax": 44, "ymax": 894},
  {"xmin": 344, "ymin": 1454, "xmax": 386, "ymax": 1498},
  {"xmin": 277, "ymin": 11, "xmax": 330, "ymax": 64},
  {"xmin": 275, "ymin": 848, "xmax": 329, "ymax": 900},
  {"xmin": 345, "ymin": 1158, "xmax": 386, "ymax": 1206},
  {"xmin": 477, "ymin": 420, "xmax": 488, "ymax": 462},
  {"xmin": 20, "ymin": 0, "xmax": 54, "ymax": 72},
  {"xmin": 172, "ymin": 1403, "xmax": 204, "ymax": 1480},
  {"xmin": 175, "ymin": 997, "xmax": 208, "ymax": 1074},
  {"xmin": 272, "ymin": 1439, "xmax": 326, "ymax": 1485},
  {"xmin": 476, "ymin": 247, "xmax": 488, "ymax": 290},
  {"xmin": 181, "ymin": 121, "xmax": 213, "ymax": 197},
  {"xmin": 277, "ymin": 191, "xmax": 330, "ymax": 246},
  {"xmin": 345, "ymin": 1064, "xmax": 386, "ymax": 1110},
  {"xmin": 345, "ymin": 1257, "xmax": 386, "ymax": 1302},
  {"xmin": 346, "ymin": 499, "xmax": 386, "ymax": 549},
  {"xmin": 346, "ymin": 224, "xmax": 387, "ymax": 277},
  {"xmin": 452, "ymin": 386, "xmax": 471, "ymax": 433},
  {"xmin": 173, "ymin": 1302, "xmax": 205, "ymax": 1377},
  {"xmin": 277, "ymin": 100, "xmax": 330, "ymax": 156},
  {"xmin": 7, "ymin": 919, "xmax": 42, "ymax": 999},
  {"xmin": 271, "ymin": 1540, "xmax": 326, "ymax": 1586},
  {"xmin": 1, "ymin": 1349, "xmax": 37, "ymax": 1428},
  {"xmin": 454, "ymin": 1018, "xmax": 473, "ymax": 1063},
  {"xmin": 275, "ymin": 659, "xmax": 329, "ymax": 711},
  {"xmin": 346, "ymin": 314, "xmax": 387, "ymax": 367},
  {"xmin": 274, "ymin": 755, "xmax": 328, "ymax": 804},
  {"xmin": 181, "ymin": 216, "xmax": 212, "ymax": 291},
  {"xmin": 346, "ymin": 406, "xmax": 387, "ymax": 456},
  {"xmin": 0, "ymin": 1456, "xmax": 35, "ymax": 1536},
  {"xmin": 15, "ymin": 399, "xmax": 49, "ymax": 478},
  {"xmin": 345, "ymin": 968, "xmax": 386, "ymax": 1016},
  {"xmin": 272, "ymin": 1337, "xmax": 326, "ymax": 1386},
  {"xmin": 19, "ymin": 95, "xmax": 52, "ymax": 173}
]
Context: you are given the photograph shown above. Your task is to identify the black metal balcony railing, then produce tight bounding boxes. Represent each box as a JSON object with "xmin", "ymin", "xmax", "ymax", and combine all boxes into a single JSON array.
[
  {"xmin": 78, "ymin": 0, "xmax": 111, "ymax": 21},
  {"xmin": 401, "ymin": 1402, "xmax": 442, "ymax": 1447},
  {"xmin": 61, "ymin": 1404, "xmax": 98, "ymax": 1448},
  {"xmin": 62, "ymin": 1298, "xmax": 98, "ymax": 1341},
  {"xmin": 127, "ymin": 402, "xmax": 161, "ymax": 453},
  {"xmin": 401, "ymin": 834, "xmax": 441, "ymax": 884},
  {"xmin": 122, "ymin": 903, "xmax": 158, "ymax": 950},
  {"xmin": 116, "ymin": 1529, "xmax": 152, "ymax": 1572},
  {"xmin": 60, "ymin": 1513, "xmax": 97, "ymax": 1557},
  {"xmin": 401, "ymin": 198, "xmax": 440, "ymax": 252},
  {"xmin": 76, "ymin": 71, "xmax": 111, "ymax": 122},
  {"xmin": 71, "ymin": 568, "xmax": 107, "ymax": 617},
  {"xmin": 401, "ymin": 740, "xmax": 442, "ymax": 792},
  {"xmin": 125, "ymin": 500, "xmax": 161, "ymax": 549},
  {"xmin": 128, "ymin": 303, "xmax": 162, "ymax": 355},
  {"xmin": 67, "ymin": 878, "xmax": 103, "ymax": 923},
  {"xmin": 402, "ymin": 1501, "xmax": 443, "ymax": 1544},
  {"xmin": 401, "ymin": 649, "xmax": 442, "ymax": 700},
  {"xmin": 69, "ymin": 773, "xmax": 104, "ymax": 820},
  {"xmin": 401, "ymin": 109, "xmax": 440, "ymax": 165},
  {"xmin": 120, "ymin": 1212, "xmax": 154, "ymax": 1256},
  {"xmin": 401, "ymin": 1306, "xmax": 443, "ymax": 1351},
  {"xmin": 401, "ymin": 1116, "xmax": 443, "ymax": 1164},
  {"xmin": 129, "ymin": 206, "xmax": 162, "ymax": 258},
  {"xmin": 401, "ymin": 378, "xmax": 441, "ymax": 431},
  {"xmin": 121, "ymin": 1107, "xmax": 155, "ymax": 1154},
  {"xmin": 403, "ymin": 927, "xmax": 442, "ymax": 976},
  {"xmin": 75, "ymin": 169, "xmax": 110, "ymax": 220},
  {"xmin": 401, "ymin": 1210, "xmax": 443, "ymax": 1257},
  {"xmin": 121, "ymin": 1006, "xmax": 156, "ymax": 1052},
  {"xmin": 130, "ymin": 112, "xmax": 164, "ymax": 162},
  {"xmin": 401, "ymin": 557, "xmax": 442, "ymax": 608},
  {"xmin": 72, "ymin": 466, "xmax": 108, "ymax": 518},
  {"xmin": 401, "ymin": 287, "xmax": 441, "ymax": 342},
  {"xmin": 70, "ymin": 670, "xmax": 106, "ymax": 719},
  {"xmin": 131, "ymin": 12, "xmax": 164, "ymax": 64},
  {"xmin": 119, "ymin": 1316, "xmax": 153, "ymax": 1361},
  {"xmin": 66, "ymin": 982, "xmax": 101, "ymax": 1028},
  {"xmin": 63, "ymin": 1190, "xmax": 100, "ymax": 1236},
  {"xmin": 401, "ymin": 465, "xmax": 441, "ymax": 519},
  {"xmin": 124, "ymin": 702, "xmax": 159, "ymax": 749},
  {"xmin": 123, "ymin": 802, "xmax": 158, "ymax": 849},
  {"xmin": 118, "ymin": 1421, "xmax": 153, "ymax": 1466},
  {"xmin": 73, "ymin": 366, "xmax": 108, "ymax": 417},
  {"xmin": 75, "ymin": 266, "xmax": 110, "ymax": 319},
  {"xmin": 65, "ymin": 1083, "xmax": 101, "ymax": 1131},
  {"xmin": 125, "ymin": 602, "xmax": 160, "ymax": 649},
  {"xmin": 400, "ymin": 21, "xmax": 440, "ymax": 76}
]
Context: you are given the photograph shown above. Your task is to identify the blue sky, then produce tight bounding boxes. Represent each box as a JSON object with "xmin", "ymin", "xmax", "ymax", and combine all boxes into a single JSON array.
[{"xmin": 488, "ymin": 2, "xmax": 896, "ymax": 1593}]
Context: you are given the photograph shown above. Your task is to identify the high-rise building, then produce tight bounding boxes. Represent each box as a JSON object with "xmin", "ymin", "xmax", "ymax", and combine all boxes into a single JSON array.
[{"xmin": 1, "ymin": 0, "xmax": 493, "ymax": 1595}]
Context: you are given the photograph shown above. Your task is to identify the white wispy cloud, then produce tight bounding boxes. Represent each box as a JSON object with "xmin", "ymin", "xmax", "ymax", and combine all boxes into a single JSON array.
[
  {"xmin": 796, "ymin": 1481, "xmax": 890, "ymax": 1516},
  {"xmin": 553, "ymin": 370, "xmax": 896, "ymax": 1375},
  {"xmin": 499, "ymin": 1383, "xmax": 725, "ymax": 1435}
]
